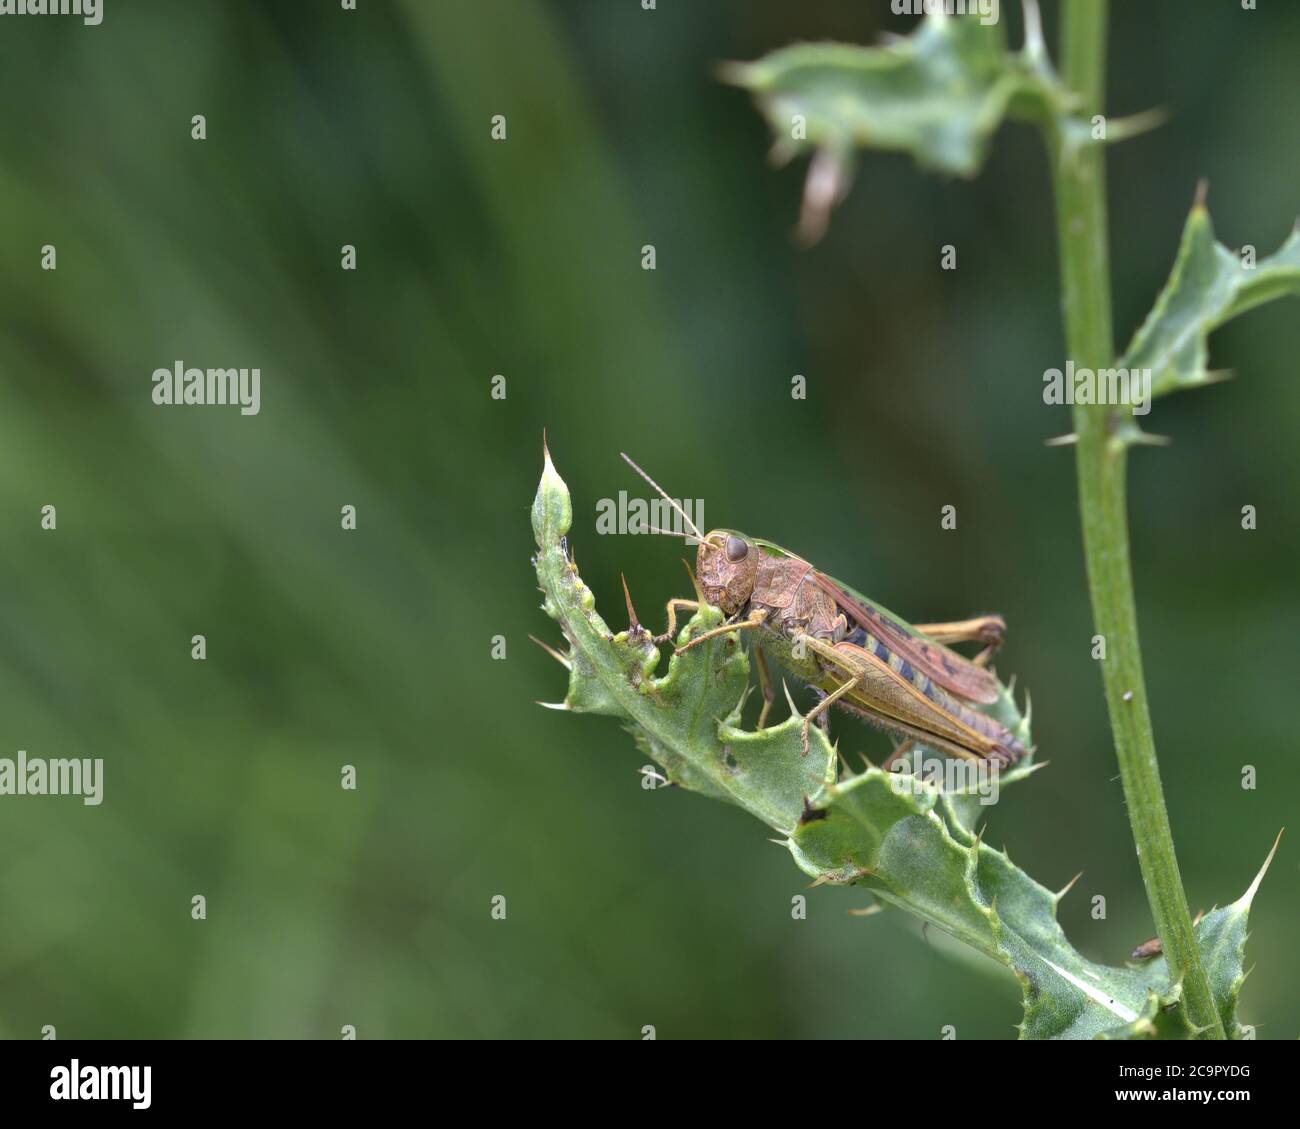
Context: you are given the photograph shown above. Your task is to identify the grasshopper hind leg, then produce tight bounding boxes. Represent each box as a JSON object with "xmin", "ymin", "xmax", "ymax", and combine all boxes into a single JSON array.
[
  {"xmin": 912, "ymin": 615, "xmax": 1006, "ymax": 668},
  {"xmin": 754, "ymin": 646, "xmax": 776, "ymax": 730}
]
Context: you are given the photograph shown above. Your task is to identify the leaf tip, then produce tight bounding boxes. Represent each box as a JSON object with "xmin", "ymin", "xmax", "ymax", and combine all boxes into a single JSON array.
[
  {"xmin": 532, "ymin": 432, "xmax": 573, "ymax": 547},
  {"xmin": 1104, "ymin": 106, "xmax": 1170, "ymax": 146},
  {"xmin": 1234, "ymin": 828, "xmax": 1283, "ymax": 911},
  {"xmin": 1020, "ymin": 0, "xmax": 1045, "ymax": 57},
  {"xmin": 529, "ymin": 634, "xmax": 572, "ymax": 670},
  {"xmin": 796, "ymin": 147, "xmax": 853, "ymax": 247},
  {"xmin": 620, "ymin": 573, "xmax": 642, "ymax": 632},
  {"xmin": 715, "ymin": 59, "xmax": 751, "ymax": 88},
  {"xmin": 1192, "ymin": 177, "xmax": 1209, "ymax": 213},
  {"xmin": 1043, "ymin": 432, "xmax": 1078, "ymax": 447},
  {"xmin": 1055, "ymin": 870, "xmax": 1084, "ymax": 903}
]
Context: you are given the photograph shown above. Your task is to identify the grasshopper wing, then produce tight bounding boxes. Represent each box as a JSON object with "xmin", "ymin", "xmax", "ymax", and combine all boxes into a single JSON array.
[
  {"xmin": 811, "ymin": 571, "xmax": 1001, "ymax": 705},
  {"xmin": 821, "ymin": 640, "xmax": 1023, "ymax": 765}
]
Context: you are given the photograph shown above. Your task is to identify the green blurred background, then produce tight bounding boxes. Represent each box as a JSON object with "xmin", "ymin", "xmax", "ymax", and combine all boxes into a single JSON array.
[{"xmin": 0, "ymin": 0, "xmax": 1295, "ymax": 1039}]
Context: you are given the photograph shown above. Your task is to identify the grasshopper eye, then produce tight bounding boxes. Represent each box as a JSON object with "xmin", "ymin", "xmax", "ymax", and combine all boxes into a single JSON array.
[{"xmin": 725, "ymin": 535, "xmax": 749, "ymax": 562}]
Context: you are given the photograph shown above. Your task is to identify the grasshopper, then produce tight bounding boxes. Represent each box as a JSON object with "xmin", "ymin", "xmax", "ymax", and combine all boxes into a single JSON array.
[{"xmin": 621, "ymin": 454, "xmax": 1028, "ymax": 767}]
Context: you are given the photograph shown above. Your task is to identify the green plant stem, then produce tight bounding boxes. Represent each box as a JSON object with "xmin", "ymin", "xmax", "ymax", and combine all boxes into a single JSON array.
[{"xmin": 1049, "ymin": 0, "xmax": 1224, "ymax": 1039}]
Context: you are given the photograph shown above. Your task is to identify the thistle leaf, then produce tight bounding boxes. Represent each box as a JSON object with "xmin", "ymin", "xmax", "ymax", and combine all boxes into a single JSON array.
[
  {"xmin": 721, "ymin": 12, "xmax": 1068, "ymax": 236},
  {"xmin": 531, "ymin": 441, "xmax": 830, "ymax": 831},
  {"xmin": 1137, "ymin": 831, "xmax": 1282, "ymax": 1039},
  {"xmin": 1120, "ymin": 203, "xmax": 1300, "ymax": 400},
  {"xmin": 532, "ymin": 447, "xmax": 1273, "ymax": 1038}
]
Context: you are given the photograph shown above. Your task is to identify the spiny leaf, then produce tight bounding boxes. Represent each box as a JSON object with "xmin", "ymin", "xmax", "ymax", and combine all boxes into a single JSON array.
[
  {"xmin": 532, "ymin": 446, "xmax": 1272, "ymax": 1038},
  {"xmin": 721, "ymin": 11, "xmax": 1068, "ymax": 238},
  {"xmin": 1140, "ymin": 831, "xmax": 1283, "ymax": 1039},
  {"xmin": 1120, "ymin": 202, "xmax": 1300, "ymax": 400},
  {"xmin": 531, "ymin": 440, "xmax": 831, "ymax": 832}
]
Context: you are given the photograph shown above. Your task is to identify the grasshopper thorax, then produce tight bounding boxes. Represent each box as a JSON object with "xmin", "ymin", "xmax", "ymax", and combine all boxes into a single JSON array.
[{"xmin": 696, "ymin": 530, "xmax": 759, "ymax": 615}]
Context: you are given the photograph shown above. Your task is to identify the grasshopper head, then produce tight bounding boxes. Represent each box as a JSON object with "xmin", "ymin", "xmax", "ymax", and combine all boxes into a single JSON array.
[{"xmin": 696, "ymin": 530, "xmax": 758, "ymax": 615}]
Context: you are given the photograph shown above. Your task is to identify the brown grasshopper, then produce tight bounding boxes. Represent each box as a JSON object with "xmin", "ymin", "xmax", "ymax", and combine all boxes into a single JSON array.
[{"xmin": 621, "ymin": 454, "xmax": 1027, "ymax": 767}]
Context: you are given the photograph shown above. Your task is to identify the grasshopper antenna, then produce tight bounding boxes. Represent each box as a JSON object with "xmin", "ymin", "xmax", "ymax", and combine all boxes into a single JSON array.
[{"xmin": 620, "ymin": 452, "xmax": 705, "ymax": 543}]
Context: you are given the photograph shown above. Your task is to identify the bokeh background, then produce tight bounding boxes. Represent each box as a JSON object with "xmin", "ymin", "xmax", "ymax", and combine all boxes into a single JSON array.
[{"xmin": 0, "ymin": 0, "xmax": 1295, "ymax": 1039}]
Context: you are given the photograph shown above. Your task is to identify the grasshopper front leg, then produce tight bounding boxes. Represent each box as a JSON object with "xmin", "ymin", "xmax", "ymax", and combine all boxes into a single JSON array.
[
  {"xmin": 798, "ymin": 666, "xmax": 861, "ymax": 756},
  {"xmin": 654, "ymin": 595, "xmax": 776, "ymax": 727},
  {"xmin": 652, "ymin": 598, "xmax": 702, "ymax": 646},
  {"xmin": 673, "ymin": 607, "xmax": 769, "ymax": 655}
]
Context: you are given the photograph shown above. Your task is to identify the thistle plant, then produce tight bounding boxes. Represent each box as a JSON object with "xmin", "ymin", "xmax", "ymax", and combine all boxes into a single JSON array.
[{"xmin": 532, "ymin": 2, "xmax": 1294, "ymax": 1039}]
